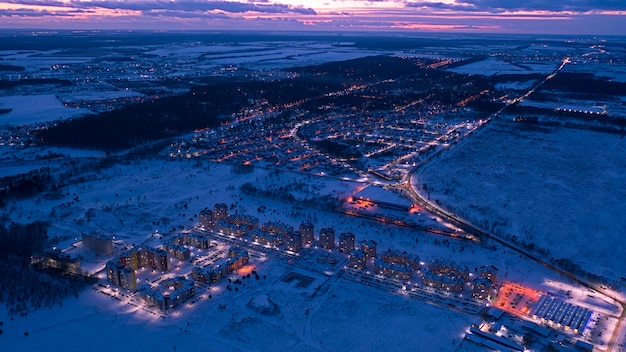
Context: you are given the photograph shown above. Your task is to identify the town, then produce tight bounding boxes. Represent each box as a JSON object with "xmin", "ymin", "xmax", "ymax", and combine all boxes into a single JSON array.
[
  {"xmin": 1, "ymin": 32, "xmax": 625, "ymax": 352},
  {"xmin": 34, "ymin": 198, "xmax": 615, "ymax": 352}
]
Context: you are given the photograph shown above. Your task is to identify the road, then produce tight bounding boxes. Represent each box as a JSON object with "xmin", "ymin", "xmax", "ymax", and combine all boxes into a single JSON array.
[{"xmin": 401, "ymin": 56, "xmax": 626, "ymax": 351}]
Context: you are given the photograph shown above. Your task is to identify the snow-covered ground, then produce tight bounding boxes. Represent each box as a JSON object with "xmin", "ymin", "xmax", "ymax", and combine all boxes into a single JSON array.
[
  {"xmin": 2, "ymin": 155, "xmax": 621, "ymax": 351},
  {"xmin": 417, "ymin": 120, "xmax": 626, "ymax": 286},
  {"xmin": 0, "ymin": 94, "xmax": 91, "ymax": 125},
  {"xmin": 2, "ymin": 34, "xmax": 625, "ymax": 351},
  {"xmin": 447, "ymin": 57, "xmax": 557, "ymax": 76},
  {"xmin": 0, "ymin": 266, "xmax": 477, "ymax": 352}
]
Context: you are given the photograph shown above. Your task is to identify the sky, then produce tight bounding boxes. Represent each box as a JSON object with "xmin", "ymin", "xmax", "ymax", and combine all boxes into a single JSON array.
[{"xmin": 0, "ymin": 0, "xmax": 624, "ymax": 35}]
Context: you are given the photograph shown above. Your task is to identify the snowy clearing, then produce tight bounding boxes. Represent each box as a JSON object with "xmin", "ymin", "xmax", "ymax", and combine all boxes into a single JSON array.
[{"xmin": 417, "ymin": 120, "xmax": 626, "ymax": 285}]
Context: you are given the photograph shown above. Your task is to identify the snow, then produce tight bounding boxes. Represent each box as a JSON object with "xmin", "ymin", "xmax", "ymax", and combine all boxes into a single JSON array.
[
  {"xmin": 3, "ymin": 154, "xmax": 618, "ymax": 351},
  {"xmin": 2, "ymin": 34, "xmax": 625, "ymax": 351},
  {"xmin": 0, "ymin": 268, "xmax": 477, "ymax": 352},
  {"xmin": 416, "ymin": 120, "xmax": 626, "ymax": 285},
  {"xmin": 0, "ymin": 94, "xmax": 90, "ymax": 125},
  {"xmin": 495, "ymin": 80, "xmax": 537, "ymax": 91},
  {"xmin": 566, "ymin": 60, "xmax": 626, "ymax": 83},
  {"xmin": 447, "ymin": 57, "xmax": 556, "ymax": 76}
]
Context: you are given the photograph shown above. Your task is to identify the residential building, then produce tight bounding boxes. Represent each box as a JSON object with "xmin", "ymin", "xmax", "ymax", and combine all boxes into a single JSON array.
[
  {"xmin": 199, "ymin": 208, "xmax": 214, "ymax": 228},
  {"xmin": 381, "ymin": 248, "xmax": 420, "ymax": 270},
  {"xmin": 319, "ymin": 227, "xmax": 335, "ymax": 249},
  {"xmin": 429, "ymin": 259, "xmax": 469, "ymax": 281},
  {"xmin": 37, "ymin": 249, "xmax": 82, "ymax": 275},
  {"xmin": 360, "ymin": 240, "xmax": 377, "ymax": 261},
  {"xmin": 478, "ymin": 265, "xmax": 498, "ymax": 284},
  {"xmin": 348, "ymin": 249, "xmax": 367, "ymax": 270},
  {"xmin": 261, "ymin": 221, "xmax": 294, "ymax": 237},
  {"xmin": 338, "ymin": 232, "xmax": 355, "ymax": 254},
  {"xmin": 106, "ymin": 260, "xmax": 137, "ymax": 290},
  {"xmin": 138, "ymin": 247, "xmax": 170, "ymax": 271},
  {"xmin": 173, "ymin": 232, "xmax": 212, "ymax": 249},
  {"xmin": 163, "ymin": 244, "xmax": 191, "ymax": 261},
  {"xmin": 285, "ymin": 232, "xmax": 302, "ymax": 252},
  {"xmin": 191, "ymin": 267, "xmax": 222, "ymax": 284},
  {"xmin": 82, "ymin": 232, "xmax": 113, "ymax": 255},
  {"xmin": 119, "ymin": 250, "xmax": 140, "ymax": 270},
  {"xmin": 423, "ymin": 271, "xmax": 465, "ymax": 292},
  {"xmin": 251, "ymin": 229, "xmax": 282, "ymax": 247},
  {"xmin": 299, "ymin": 222, "xmax": 314, "ymax": 245},
  {"xmin": 139, "ymin": 276, "xmax": 195, "ymax": 311},
  {"xmin": 213, "ymin": 203, "xmax": 229, "ymax": 221},
  {"xmin": 472, "ymin": 277, "xmax": 493, "ymax": 299},
  {"xmin": 374, "ymin": 258, "xmax": 413, "ymax": 280},
  {"xmin": 216, "ymin": 214, "xmax": 259, "ymax": 237}
]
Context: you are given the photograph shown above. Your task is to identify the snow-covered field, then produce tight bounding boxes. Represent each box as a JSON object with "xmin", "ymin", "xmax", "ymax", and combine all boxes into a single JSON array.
[
  {"xmin": 566, "ymin": 60, "xmax": 626, "ymax": 83},
  {"xmin": 0, "ymin": 94, "xmax": 91, "ymax": 125},
  {"xmin": 447, "ymin": 57, "xmax": 557, "ymax": 76},
  {"xmin": 3, "ymin": 155, "xmax": 611, "ymax": 351},
  {"xmin": 2, "ymin": 34, "xmax": 626, "ymax": 351},
  {"xmin": 1, "ymin": 267, "xmax": 477, "ymax": 352},
  {"xmin": 417, "ymin": 120, "xmax": 626, "ymax": 285}
]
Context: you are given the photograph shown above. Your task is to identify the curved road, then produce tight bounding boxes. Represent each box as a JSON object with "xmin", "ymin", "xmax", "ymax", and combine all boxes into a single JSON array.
[{"xmin": 401, "ymin": 56, "xmax": 626, "ymax": 351}]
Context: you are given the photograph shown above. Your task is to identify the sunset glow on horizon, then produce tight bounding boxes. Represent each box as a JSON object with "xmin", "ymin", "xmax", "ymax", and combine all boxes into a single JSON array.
[{"xmin": 0, "ymin": 0, "xmax": 624, "ymax": 35}]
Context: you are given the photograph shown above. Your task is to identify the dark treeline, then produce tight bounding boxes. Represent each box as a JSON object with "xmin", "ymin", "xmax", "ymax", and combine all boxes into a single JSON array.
[
  {"xmin": 290, "ymin": 55, "xmax": 434, "ymax": 81},
  {"xmin": 36, "ymin": 90, "xmax": 223, "ymax": 150},
  {"xmin": 0, "ymin": 167, "xmax": 54, "ymax": 207},
  {"xmin": 0, "ymin": 221, "xmax": 93, "ymax": 316},
  {"xmin": 539, "ymin": 72, "xmax": 626, "ymax": 96},
  {"xmin": 0, "ymin": 64, "xmax": 26, "ymax": 72},
  {"xmin": 310, "ymin": 139, "xmax": 362, "ymax": 159},
  {"xmin": 39, "ymin": 56, "xmax": 430, "ymax": 150},
  {"xmin": 0, "ymin": 78, "xmax": 73, "ymax": 90},
  {"xmin": 0, "ymin": 221, "xmax": 49, "ymax": 260},
  {"xmin": 36, "ymin": 55, "xmax": 502, "ymax": 150}
]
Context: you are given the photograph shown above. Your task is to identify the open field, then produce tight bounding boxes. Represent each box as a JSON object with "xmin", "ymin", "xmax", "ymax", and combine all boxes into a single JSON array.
[{"xmin": 418, "ymin": 120, "xmax": 626, "ymax": 286}]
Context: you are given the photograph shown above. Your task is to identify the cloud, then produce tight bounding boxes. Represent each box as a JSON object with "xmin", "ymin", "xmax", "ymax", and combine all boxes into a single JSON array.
[
  {"xmin": 140, "ymin": 9, "xmax": 230, "ymax": 19},
  {"xmin": 81, "ymin": 0, "xmax": 315, "ymax": 15},
  {"xmin": 0, "ymin": 6, "xmax": 91, "ymax": 17},
  {"xmin": 1, "ymin": 0, "xmax": 316, "ymax": 15},
  {"xmin": 404, "ymin": 0, "xmax": 626, "ymax": 13}
]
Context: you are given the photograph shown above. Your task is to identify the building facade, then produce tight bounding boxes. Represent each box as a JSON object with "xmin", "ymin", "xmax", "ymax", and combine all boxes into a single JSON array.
[
  {"xmin": 299, "ymin": 222, "xmax": 314, "ymax": 245},
  {"xmin": 138, "ymin": 277, "xmax": 195, "ymax": 311},
  {"xmin": 348, "ymin": 249, "xmax": 367, "ymax": 270},
  {"xmin": 284, "ymin": 232, "xmax": 303, "ymax": 252},
  {"xmin": 82, "ymin": 232, "xmax": 114, "ymax": 256},
  {"xmin": 199, "ymin": 208, "xmax": 214, "ymax": 228},
  {"xmin": 106, "ymin": 260, "xmax": 137, "ymax": 290},
  {"xmin": 319, "ymin": 227, "xmax": 335, "ymax": 249},
  {"xmin": 213, "ymin": 203, "xmax": 229, "ymax": 221},
  {"xmin": 338, "ymin": 232, "xmax": 355, "ymax": 254},
  {"xmin": 360, "ymin": 240, "xmax": 377, "ymax": 261}
]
